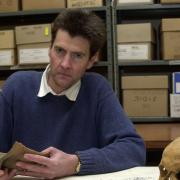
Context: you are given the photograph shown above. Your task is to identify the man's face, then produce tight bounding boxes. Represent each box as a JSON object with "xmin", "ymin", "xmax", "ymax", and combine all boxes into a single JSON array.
[{"xmin": 48, "ymin": 29, "xmax": 96, "ymax": 93}]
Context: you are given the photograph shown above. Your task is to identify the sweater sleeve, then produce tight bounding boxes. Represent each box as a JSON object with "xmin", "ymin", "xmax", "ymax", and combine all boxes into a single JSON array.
[
  {"xmin": 0, "ymin": 73, "xmax": 20, "ymax": 152},
  {"xmin": 0, "ymin": 91, "xmax": 13, "ymax": 152},
  {"xmin": 76, "ymin": 85, "xmax": 146, "ymax": 175}
]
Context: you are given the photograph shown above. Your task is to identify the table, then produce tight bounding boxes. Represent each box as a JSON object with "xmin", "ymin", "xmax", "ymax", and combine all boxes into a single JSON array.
[{"xmin": 13, "ymin": 166, "xmax": 160, "ymax": 180}]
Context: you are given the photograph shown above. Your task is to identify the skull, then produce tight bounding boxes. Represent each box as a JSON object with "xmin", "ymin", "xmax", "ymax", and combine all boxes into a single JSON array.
[{"xmin": 159, "ymin": 137, "xmax": 180, "ymax": 180}]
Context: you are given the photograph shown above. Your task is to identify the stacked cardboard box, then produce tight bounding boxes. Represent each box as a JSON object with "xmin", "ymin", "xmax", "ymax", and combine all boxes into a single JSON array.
[
  {"xmin": 117, "ymin": 23, "xmax": 155, "ymax": 61},
  {"xmin": 161, "ymin": 18, "xmax": 180, "ymax": 60},
  {"xmin": 67, "ymin": 0, "xmax": 103, "ymax": 8},
  {"xmin": 0, "ymin": 30, "xmax": 15, "ymax": 66},
  {"xmin": 172, "ymin": 72, "xmax": 180, "ymax": 94},
  {"xmin": 170, "ymin": 72, "xmax": 180, "ymax": 117},
  {"xmin": 0, "ymin": 0, "xmax": 19, "ymax": 12},
  {"xmin": 22, "ymin": 0, "xmax": 66, "ymax": 10},
  {"xmin": 121, "ymin": 75, "xmax": 169, "ymax": 117},
  {"xmin": 15, "ymin": 24, "xmax": 51, "ymax": 65}
]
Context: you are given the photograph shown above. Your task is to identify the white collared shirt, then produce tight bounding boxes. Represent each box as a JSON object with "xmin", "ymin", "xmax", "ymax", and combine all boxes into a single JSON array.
[{"xmin": 37, "ymin": 65, "xmax": 81, "ymax": 101}]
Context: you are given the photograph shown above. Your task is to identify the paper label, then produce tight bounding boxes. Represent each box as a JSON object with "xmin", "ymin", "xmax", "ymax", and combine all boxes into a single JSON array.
[
  {"xmin": 0, "ymin": 50, "xmax": 13, "ymax": 65},
  {"xmin": 118, "ymin": 0, "xmax": 153, "ymax": 3},
  {"xmin": 19, "ymin": 48, "xmax": 49, "ymax": 64},
  {"xmin": 118, "ymin": 44, "xmax": 149, "ymax": 60},
  {"xmin": 44, "ymin": 27, "xmax": 49, "ymax": 36},
  {"xmin": 170, "ymin": 94, "xmax": 180, "ymax": 117},
  {"xmin": 176, "ymin": 83, "xmax": 180, "ymax": 93},
  {"xmin": 68, "ymin": 0, "xmax": 102, "ymax": 7}
]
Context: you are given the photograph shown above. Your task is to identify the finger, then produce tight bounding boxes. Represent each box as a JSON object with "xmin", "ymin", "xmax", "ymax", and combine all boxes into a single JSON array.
[
  {"xmin": 16, "ymin": 170, "xmax": 45, "ymax": 179},
  {"xmin": 16, "ymin": 161, "xmax": 49, "ymax": 174},
  {"xmin": 0, "ymin": 170, "xmax": 4, "ymax": 176},
  {"xmin": 41, "ymin": 147, "xmax": 56, "ymax": 155},
  {"xmin": 8, "ymin": 169, "xmax": 17, "ymax": 178},
  {"xmin": 24, "ymin": 154, "xmax": 51, "ymax": 166}
]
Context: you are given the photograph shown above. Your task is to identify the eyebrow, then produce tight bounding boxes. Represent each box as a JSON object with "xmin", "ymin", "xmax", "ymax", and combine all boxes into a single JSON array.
[{"xmin": 54, "ymin": 45, "xmax": 87, "ymax": 57}]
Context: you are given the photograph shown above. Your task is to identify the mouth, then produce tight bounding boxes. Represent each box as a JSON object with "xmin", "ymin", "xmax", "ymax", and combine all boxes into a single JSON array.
[{"xmin": 57, "ymin": 72, "xmax": 71, "ymax": 79}]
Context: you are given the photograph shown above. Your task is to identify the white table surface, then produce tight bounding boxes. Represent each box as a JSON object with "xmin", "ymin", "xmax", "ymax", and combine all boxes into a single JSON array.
[{"xmin": 14, "ymin": 166, "xmax": 160, "ymax": 180}]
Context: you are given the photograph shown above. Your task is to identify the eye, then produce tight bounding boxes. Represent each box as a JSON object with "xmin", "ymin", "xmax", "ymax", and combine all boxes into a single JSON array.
[
  {"xmin": 54, "ymin": 47, "xmax": 64, "ymax": 55},
  {"xmin": 71, "ymin": 52, "xmax": 84, "ymax": 61}
]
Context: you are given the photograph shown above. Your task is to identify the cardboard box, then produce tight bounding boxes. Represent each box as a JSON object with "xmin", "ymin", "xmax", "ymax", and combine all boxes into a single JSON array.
[
  {"xmin": 117, "ymin": 0, "xmax": 154, "ymax": 5},
  {"xmin": 0, "ymin": 30, "xmax": 15, "ymax": 49},
  {"xmin": 121, "ymin": 75, "xmax": 169, "ymax": 117},
  {"xmin": 172, "ymin": 72, "xmax": 180, "ymax": 94},
  {"xmin": 67, "ymin": 0, "xmax": 103, "ymax": 8},
  {"xmin": 117, "ymin": 23, "xmax": 155, "ymax": 61},
  {"xmin": 0, "ymin": 30, "xmax": 15, "ymax": 66},
  {"xmin": 22, "ymin": 0, "xmax": 66, "ymax": 10},
  {"xmin": 0, "ymin": 0, "xmax": 19, "ymax": 12},
  {"xmin": 162, "ymin": 18, "xmax": 180, "ymax": 31},
  {"xmin": 161, "ymin": 18, "xmax": 180, "ymax": 60},
  {"xmin": 117, "ymin": 23, "xmax": 155, "ymax": 43},
  {"xmin": 15, "ymin": 24, "xmax": 52, "ymax": 45},
  {"xmin": 135, "ymin": 123, "xmax": 180, "ymax": 141},
  {"xmin": 0, "ymin": 49, "xmax": 15, "ymax": 66},
  {"xmin": 161, "ymin": 0, "xmax": 180, "ymax": 3},
  {"xmin": 17, "ymin": 43, "xmax": 50, "ymax": 65},
  {"xmin": 117, "ymin": 43, "xmax": 153, "ymax": 61}
]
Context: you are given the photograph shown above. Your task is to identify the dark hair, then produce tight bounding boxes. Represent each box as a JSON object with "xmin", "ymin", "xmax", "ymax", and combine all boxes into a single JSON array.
[{"xmin": 52, "ymin": 9, "xmax": 106, "ymax": 57}]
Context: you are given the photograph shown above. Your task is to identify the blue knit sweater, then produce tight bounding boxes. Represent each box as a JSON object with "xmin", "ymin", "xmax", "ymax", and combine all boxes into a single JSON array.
[{"xmin": 0, "ymin": 71, "xmax": 145, "ymax": 175}]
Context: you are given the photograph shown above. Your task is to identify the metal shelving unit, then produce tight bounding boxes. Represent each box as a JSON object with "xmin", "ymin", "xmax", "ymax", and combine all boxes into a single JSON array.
[
  {"xmin": 0, "ymin": 0, "xmax": 114, "ymax": 87},
  {"xmin": 131, "ymin": 117, "xmax": 180, "ymax": 123},
  {"xmin": 112, "ymin": 2, "xmax": 180, "ymax": 156},
  {"xmin": 113, "ymin": 2, "xmax": 180, "ymax": 121},
  {"xmin": 116, "ymin": 4, "xmax": 180, "ymax": 19}
]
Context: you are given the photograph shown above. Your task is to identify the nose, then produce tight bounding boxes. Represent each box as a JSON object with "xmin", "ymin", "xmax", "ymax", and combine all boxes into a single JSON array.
[{"xmin": 60, "ymin": 53, "xmax": 72, "ymax": 69}]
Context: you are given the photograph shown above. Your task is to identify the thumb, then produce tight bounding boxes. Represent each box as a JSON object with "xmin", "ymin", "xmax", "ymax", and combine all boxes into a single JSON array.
[
  {"xmin": 41, "ymin": 147, "xmax": 57, "ymax": 156},
  {"xmin": 0, "ymin": 170, "xmax": 4, "ymax": 176},
  {"xmin": 9, "ymin": 169, "xmax": 17, "ymax": 178}
]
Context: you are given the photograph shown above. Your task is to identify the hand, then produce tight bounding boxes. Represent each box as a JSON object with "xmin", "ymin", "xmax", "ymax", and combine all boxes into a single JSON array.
[
  {"xmin": 16, "ymin": 147, "xmax": 79, "ymax": 179},
  {"xmin": 0, "ymin": 169, "xmax": 16, "ymax": 180}
]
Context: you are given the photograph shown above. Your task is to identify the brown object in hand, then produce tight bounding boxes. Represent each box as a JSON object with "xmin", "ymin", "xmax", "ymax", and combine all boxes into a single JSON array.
[
  {"xmin": 0, "ymin": 142, "xmax": 49, "ymax": 170},
  {"xmin": 159, "ymin": 137, "xmax": 180, "ymax": 180}
]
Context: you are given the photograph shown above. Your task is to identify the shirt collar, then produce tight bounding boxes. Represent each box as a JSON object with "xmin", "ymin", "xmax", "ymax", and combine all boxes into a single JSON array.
[{"xmin": 37, "ymin": 64, "xmax": 81, "ymax": 101}]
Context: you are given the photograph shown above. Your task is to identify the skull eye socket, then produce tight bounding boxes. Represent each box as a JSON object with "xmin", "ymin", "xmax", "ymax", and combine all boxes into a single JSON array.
[
  {"xmin": 176, "ymin": 172, "xmax": 180, "ymax": 179},
  {"xmin": 162, "ymin": 166, "xmax": 168, "ymax": 174}
]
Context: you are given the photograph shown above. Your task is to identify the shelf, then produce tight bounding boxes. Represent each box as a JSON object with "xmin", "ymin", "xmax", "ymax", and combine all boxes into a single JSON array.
[
  {"xmin": 0, "ymin": 6, "xmax": 108, "ymax": 18},
  {"xmin": 116, "ymin": 4, "xmax": 180, "ymax": 10},
  {"xmin": 118, "ymin": 60, "xmax": 169, "ymax": 66},
  {"xmin": 0, "ymin": 61, "xmax": 109, "ymax": 71},
  {"xmin": 117, "ymin": 60, "xmax": 180, "ymax": 67},
  {"xmin": 0, "ymin": 7, "xmax": 108, "ymax": 27},
  {"xmin": 145, "ymin": 140, "xmax": 170, "ymax": 149},
  {"xmin": 116, "ymin": 4, "xmax": 180, "ymax": 19},
  {"xmin": 131, "ymin": 117, "xmax": 180, "ymax": 123}
]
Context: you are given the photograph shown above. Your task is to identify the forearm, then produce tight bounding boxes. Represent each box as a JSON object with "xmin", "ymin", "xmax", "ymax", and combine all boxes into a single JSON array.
[{"xmin": 76, "ymin": 136, "xmax": 146, "ymax": 175}]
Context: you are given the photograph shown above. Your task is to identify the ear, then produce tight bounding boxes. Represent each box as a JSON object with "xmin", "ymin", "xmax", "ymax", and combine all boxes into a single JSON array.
[{"xmin": 86, "ymin": 52, "xmax": 99, "ymax": 70}]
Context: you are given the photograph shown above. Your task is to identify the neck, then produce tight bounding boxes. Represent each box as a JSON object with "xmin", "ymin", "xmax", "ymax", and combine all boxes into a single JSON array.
[{"xmin": 47, "ymin": 74, "xmax": 65, "ymax": 94}]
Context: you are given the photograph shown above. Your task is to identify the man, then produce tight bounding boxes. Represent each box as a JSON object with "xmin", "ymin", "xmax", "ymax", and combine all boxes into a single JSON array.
[{"xmin": 0, "ymin": 9, "xmax": 146, "ymax": 179}]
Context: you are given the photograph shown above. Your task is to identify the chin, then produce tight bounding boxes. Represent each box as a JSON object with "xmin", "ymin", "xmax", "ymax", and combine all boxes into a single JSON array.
[{"xmin": 57, "ymin": 81, "xmax": 71, "ymax": 90}]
